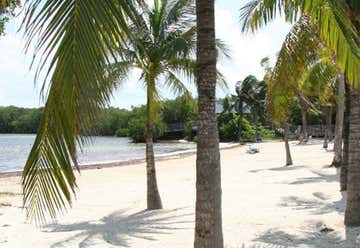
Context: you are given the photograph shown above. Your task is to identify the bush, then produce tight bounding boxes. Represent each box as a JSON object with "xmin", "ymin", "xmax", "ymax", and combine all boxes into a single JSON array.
[
  {"xmin": 240, "ymin": 118, "xmax": 256, "ymax": 141},
  {"xmin": 128, "ymin": 118, "xmax": 146, "ymax": 142},
  {"xmin": 258, "ymin": 126, "xmax": 276, "ymax": 139},
  {"xmin": 115, "ymin": 128, "xmax": 128, "ymax": 137},
  {"xmin": 128, "ymin": 117, "xmax": 166, "ymax": 143}
]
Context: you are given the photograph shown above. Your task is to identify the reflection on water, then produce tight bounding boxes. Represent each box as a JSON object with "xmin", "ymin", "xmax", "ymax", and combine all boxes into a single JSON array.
[{"xmin": 0, "ymin": 134, "xmax": 196, "ymax": 173}]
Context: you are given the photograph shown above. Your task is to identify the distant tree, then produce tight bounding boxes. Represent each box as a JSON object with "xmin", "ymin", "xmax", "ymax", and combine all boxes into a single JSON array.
[{"xmin": 235, "ymin": 75, "xmax": 267, "ymax": 141}]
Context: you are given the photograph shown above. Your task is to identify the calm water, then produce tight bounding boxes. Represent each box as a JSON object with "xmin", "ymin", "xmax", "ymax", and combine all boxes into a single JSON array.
[{"xmin": 0, "ymin": 134, "xmax": 196, "ymax": 173}]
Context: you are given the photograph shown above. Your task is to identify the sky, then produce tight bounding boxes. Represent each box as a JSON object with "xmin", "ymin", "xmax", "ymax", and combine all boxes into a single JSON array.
[{"xmin": 0, "ymin": 0, "xmax": 292, "ymax": 109}]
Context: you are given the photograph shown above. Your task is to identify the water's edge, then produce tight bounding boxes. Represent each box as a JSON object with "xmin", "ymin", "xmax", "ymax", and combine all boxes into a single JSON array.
[{"xmin": 0, "ymin": 143, "xmax": 241, "ymax": 178}]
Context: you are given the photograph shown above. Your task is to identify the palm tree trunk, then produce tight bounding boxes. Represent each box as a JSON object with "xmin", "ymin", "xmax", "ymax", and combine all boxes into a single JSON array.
[
  {"xmin": 284, "ymin": 122, "xmax": 293, "ymax": 166},
  {"xmin": 332, "ymin": 74, "xmax": 345, "ymax": 167},
  {"xmin": 194, "ymin": 0, "xmax": 223, "ymax": 247},
  {"xmin": 300, "ymin": 103, "xmax": 308, "ymax": 144},
  {"xmin": 340, "ymin": 81, "xmax": 351, "ymax": 191},
  {"xmin": 343, "ymin": 1, "xmax": 360, "ymax": 226},
  {"xmin": 146, "ymin": 78, "xmax": 162, "ymax": 210},
  {"xmin": 344, "ymin": 87, "xmax": 360, "ymax": 226},
  {"xmin": 323, "ymin": 107, "xmax": 332, "ymax": 148},
  {"xmin": 328, "ymin": 106, "xmax": 333, "ymax": 141}
]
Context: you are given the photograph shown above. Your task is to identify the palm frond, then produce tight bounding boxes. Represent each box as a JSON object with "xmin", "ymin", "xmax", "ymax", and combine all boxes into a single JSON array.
[
  {"xmin": 21, "ymin": 0, "xmax": 139, "ymax": 224},
  {"xmin": 163, "ymin": 70, "xmax": 191, "ymax": 96},
  {"xmin": 266, "ymin": 15, "xmax": 322, "ymax": 124},
  {"xmin": 240, "ymin": 0, "xmax": 360, "ymax": 87}
]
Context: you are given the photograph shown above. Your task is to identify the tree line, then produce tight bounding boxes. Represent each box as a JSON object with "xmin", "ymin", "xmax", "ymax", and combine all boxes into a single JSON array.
[{"xmin": 0, "ymin": 91, "xmax": 282, "ymax": 143}]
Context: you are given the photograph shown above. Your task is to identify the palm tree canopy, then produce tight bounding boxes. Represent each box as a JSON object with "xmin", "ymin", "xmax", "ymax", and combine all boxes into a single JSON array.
[
  {"xmin": 264, "ymin": 16, "xmax": 338, "ymax": 124},
  {"xmin": 117, "ymin": 0, "xmax": 197, "ymax": 98},
  {"xmin": 235, "ymin": 75, "xmax": 267, "ymax": 115},
  {"xmin": 240, "ymin": 0, "xmax": 360, "ymax": 87}
]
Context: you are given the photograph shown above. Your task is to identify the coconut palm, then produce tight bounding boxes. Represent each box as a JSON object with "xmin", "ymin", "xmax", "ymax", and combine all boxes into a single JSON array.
[
  {"xmin": 262, "ymin": 16, "xmax": 337, "ymax": 165},
  {"xmin": 240, "ymin": 0, "xmax": 360, "ymax": 226},
  {"xmin": 112, "ymin": 0, "xmax": 200, "ymax": 210},
  {"xmin": 235, "ymin": 75, "xmax": 267, "ymax": 141},
  {"xmin": 194, "ymin": 0, "xmax": 224, "ymax": 246}
]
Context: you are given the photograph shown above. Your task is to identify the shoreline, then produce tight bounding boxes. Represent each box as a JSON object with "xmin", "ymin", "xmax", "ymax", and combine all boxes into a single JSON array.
[
  {"xmin": 0, "ymin": 140, "xmax": 348, "ymax": 248},
  {"xmin": 0, "ymin": 142, "xmax": 242, "ymax": 178}
]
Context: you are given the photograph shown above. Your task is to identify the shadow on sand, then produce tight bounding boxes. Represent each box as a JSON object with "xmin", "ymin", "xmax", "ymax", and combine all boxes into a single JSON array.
[
  {"xmin": 248, "ymin": 226, "xmax": 360, "ymax": 248},
  {"xmin": 278, "ymin": 191, "xmax": 346, "ymax": 215},
  {"xmin": 45, "ymin": 208, "xmax": 193, "ymax": 248},
  {"xmin": 283, "ymin": 170, "xmax": 339, "ymax": 185},
  {"xmin": 249, "ymin": 165, "xmax": 306, "ymax": 174}
]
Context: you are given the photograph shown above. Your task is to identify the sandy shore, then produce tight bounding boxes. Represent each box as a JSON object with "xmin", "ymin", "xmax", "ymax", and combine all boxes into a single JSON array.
[{"xmin": 0, "ymin": 140, "xmax": 359, "ymax": 247}]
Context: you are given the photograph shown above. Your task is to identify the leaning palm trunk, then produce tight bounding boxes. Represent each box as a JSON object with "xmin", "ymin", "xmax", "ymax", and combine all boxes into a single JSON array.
[
  {"xmin": 146, "ymin": 78, "xmax": 162, "ymax": 210},
  {"xmin": 194, "ymin": 0, "xmax": 224, "ymax": 247},
  {"xmin": 344, "ymin": 87, "xmax": 360, "ymax": 225},
  {"xmin": 340, "ymin": 81, "xmax": 351, "ymax": 191},
  {"xmin": 332, "ymin": 74, "xmax": 345, "ymax": 167},
  {"xmin": 284, "ymin": 122, "xmax": 293, "ymax": 166},
  {"xmin": 299, "ymin": 103, "xmax": 308, "ymax": 144}
]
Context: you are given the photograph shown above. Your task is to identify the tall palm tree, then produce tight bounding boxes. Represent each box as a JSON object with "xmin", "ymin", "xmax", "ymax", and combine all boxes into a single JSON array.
[
  {"xmin": 262, "ymin": 16, "xmax": 336, "ymax": 165},
  {"xmin": 113, "ymin": 0, "xmax": 200, "ymax": 210},
  {"xmin": 194, "ymin": 0, "xmax": 224, "ymax": 247},
  {"xmin": 240, "ymin": 0, "xmax": 360, "ymax": 226}
]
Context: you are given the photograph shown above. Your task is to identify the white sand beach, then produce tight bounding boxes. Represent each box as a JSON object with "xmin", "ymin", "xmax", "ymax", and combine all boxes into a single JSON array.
[{"xmin": 0, "ymin": 140, "xmax": 359, "ymax": 247}]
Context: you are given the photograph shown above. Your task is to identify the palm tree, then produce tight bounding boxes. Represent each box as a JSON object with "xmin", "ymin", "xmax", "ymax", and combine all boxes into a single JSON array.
[
  {"xmin": 194, "ymin": 0, "xmax": 224, "ymax": 247},
  {"xmin": 114, "ymin": 0, "xmax": 200, "ymax": 210},
  {"xmin": 240, "ymin": 0, "xmax": 360, "ymax": 226},
  {"xmin": 262, "ymin": 16, "xmax": 336, "ymax": 165},
  {"xmin": 235, "ymin": 75, "xmax": 267, "ymax": 141}
]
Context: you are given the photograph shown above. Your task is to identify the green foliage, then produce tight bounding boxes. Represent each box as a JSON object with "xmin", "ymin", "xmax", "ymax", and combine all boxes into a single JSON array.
[
  {"xmin": 240, "ymin": 0, "xmax": 360, "ymax": 88},
  {"xmin": 128, "ymin": 115, "xmax": 166, "ymax": 143},
  {"xmin": 162, "ymin": 95, "xmax": 197, "ymax": 124},
  {"xmin": 115, "ymin": 128, "xmax": 128, "ymax": 137},
  {"xmin": 217, "ymin": 111, "xmax": 276, "ymax": 142},
  {"xmin": 0, "ymin": 106, "xmax": 43, "ymax": 133},
  {"xmin": 218, "ymin": 112, "xmax": 239, "ymax": 141}
]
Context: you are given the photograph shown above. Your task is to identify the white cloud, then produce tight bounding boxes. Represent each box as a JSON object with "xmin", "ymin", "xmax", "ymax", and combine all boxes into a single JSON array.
[{"xmin": 0, "ymin": 2, "xmax": 292, "ymax": 109}]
